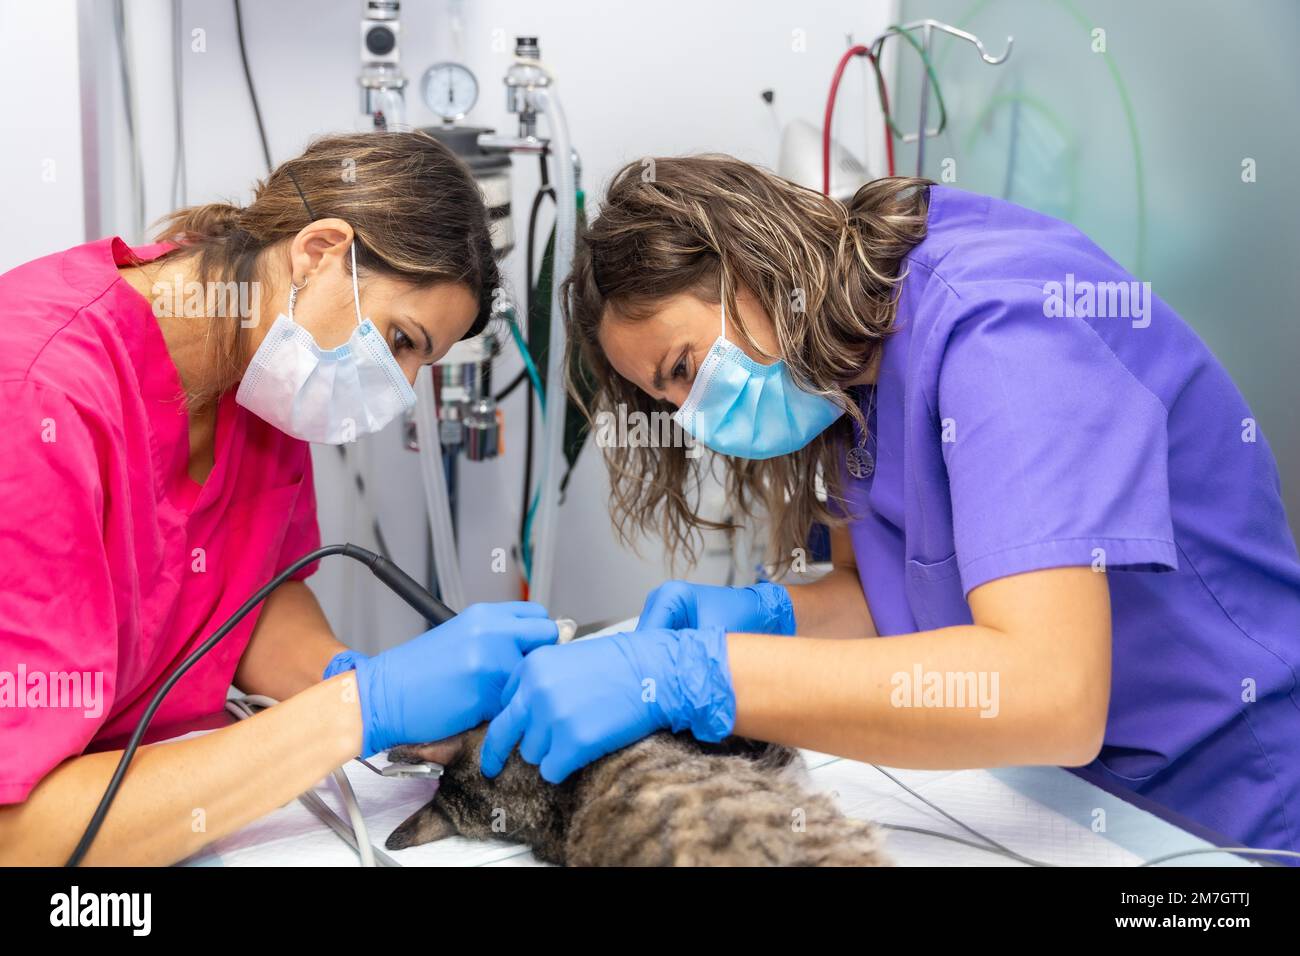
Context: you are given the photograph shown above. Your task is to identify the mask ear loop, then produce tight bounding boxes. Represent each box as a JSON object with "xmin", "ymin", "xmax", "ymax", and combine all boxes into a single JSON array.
[
  {"xmin": 720, "ymin": 271, "xmax": 781, "ymax": 365},
  {"xmin": 350, "ymin": 242, "xmax": 363, "ymax": 324},
  {"xmin": 719, "ymin": 272, "xmax": 728, "ymax": 341}
]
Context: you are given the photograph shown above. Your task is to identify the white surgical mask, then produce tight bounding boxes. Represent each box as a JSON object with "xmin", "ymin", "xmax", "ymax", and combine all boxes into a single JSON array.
[{"xmin": 236, "ymin": 242, "xmax": 417, "ymax": 444}]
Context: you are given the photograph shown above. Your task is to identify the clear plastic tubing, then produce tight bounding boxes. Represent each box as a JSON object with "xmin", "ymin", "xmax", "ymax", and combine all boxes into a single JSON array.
[
  {"xmin": 414, "ymin": 365, "xmax": 467, "ymax": 612},
  {"xmin": 527, "ymin": 86, "xmax": 577, "ymax": 608}
]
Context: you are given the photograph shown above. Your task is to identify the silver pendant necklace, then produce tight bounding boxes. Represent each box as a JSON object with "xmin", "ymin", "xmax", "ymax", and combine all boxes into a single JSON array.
[{"xmin": 846, "ymin": 386, "xmax": 876, "ymax": 480}]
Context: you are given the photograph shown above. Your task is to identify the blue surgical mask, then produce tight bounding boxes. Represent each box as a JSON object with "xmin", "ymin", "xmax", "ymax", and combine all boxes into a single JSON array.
[{"xmin": 672, "ymin": 281, "xmax": 843, "ymax": 459}]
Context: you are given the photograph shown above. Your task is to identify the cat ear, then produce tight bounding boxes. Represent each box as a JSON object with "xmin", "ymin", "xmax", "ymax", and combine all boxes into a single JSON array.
[{"xmin": 386, "ymin": 800, "xmax": 458, "ymax": 850}]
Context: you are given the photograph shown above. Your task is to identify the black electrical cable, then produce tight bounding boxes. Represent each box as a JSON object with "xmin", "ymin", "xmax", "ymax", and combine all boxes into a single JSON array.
[
  {"xmin": 334, "ymin": 445, "xmax": 393, "ymax": 561},
  {"xmin": 493, "ymin": 368, "xmax": 527, "ymax": 404},
  {"xmin": 538, "ymin": 144, "xmax": 551, "ymax": 188},
  {"xmin": 65, "ymin": 543, "xmax": 455, "ymax": 867},
  {"xmin": 494, "ymin": 185, "xmax": 557, "ymax": 421},
  {"xmin": 233, "ymin": 0, "xmax": 273, "ymax": 173},
  {"xmin": 443, "ymin": 448, "xmax": 458, "ymax": 542}
]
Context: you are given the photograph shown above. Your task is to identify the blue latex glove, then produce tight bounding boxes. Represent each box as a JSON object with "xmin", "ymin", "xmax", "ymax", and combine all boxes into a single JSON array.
[
  {"xmin": 480, "ymin": 626, "xmax": 734, "ymax": 783},
  {"xmin": 322, "ymin": 649, "xmax": 368, "ymax": 679},
  {"xmin": 351, "ymin": 602, "xmax": 558, "ymax": 758},
  {"xmin": 636, "ymin": 580, "xmax": 796, "ymax": 635}
]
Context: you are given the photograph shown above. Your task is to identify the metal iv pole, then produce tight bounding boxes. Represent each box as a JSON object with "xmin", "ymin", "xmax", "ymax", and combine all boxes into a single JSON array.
[{"xmin": 870, "ymin": 19, "xmax": 1014, "ymax": 175}]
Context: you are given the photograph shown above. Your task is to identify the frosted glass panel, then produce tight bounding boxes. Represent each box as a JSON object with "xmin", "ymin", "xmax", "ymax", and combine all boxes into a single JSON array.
[{"xmin": 893, "ymin": 0, "xmax": 1300, "ymax": 537}]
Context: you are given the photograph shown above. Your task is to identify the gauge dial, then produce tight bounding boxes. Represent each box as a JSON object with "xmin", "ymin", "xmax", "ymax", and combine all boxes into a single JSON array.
[{"xmin": 421, "ymin": 62, "xmax": 478, "ymax": 121}]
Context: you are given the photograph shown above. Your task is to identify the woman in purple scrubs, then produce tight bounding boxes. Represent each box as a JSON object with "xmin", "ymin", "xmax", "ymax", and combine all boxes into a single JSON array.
[{"xmin": 480, "ymin": 156, "xmax": 1300, "ymax": 857}]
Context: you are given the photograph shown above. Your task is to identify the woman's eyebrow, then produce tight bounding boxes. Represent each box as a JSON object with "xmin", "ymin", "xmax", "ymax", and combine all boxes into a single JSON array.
[
  {"xmin": 411, "ymin": 318, "xmax": 434, "ymax": 356},
  {"xmin": 652, "ymin": 351, "xmax": 670, "ymax": 392}
]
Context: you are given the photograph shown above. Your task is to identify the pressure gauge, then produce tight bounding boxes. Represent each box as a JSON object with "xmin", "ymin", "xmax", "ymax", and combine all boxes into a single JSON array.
[{"xmin": 421, "ymin": 62, "xmax": 478, "ymax": 122}]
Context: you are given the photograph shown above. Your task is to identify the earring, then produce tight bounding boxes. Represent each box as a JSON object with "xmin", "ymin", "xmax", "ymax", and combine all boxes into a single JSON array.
[{"xmin": 287, "ymin": 278, "xmax": 307, "ymax": 320}]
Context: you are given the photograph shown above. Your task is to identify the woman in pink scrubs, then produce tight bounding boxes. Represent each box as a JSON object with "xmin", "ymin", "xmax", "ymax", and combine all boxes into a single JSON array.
[
  {"xmin": 480, "ymin": 156, "xmax": 1300, "ymax": 858},
  {"xmin": 0, "ymin": 132, "xmax": 557, "ymax": 864}
]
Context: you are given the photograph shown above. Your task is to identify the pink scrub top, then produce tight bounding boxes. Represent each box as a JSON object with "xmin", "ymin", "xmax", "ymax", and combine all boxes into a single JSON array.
[{"xmin": 0, "ymin": 237, "xmax": 322, "ymax": 804}]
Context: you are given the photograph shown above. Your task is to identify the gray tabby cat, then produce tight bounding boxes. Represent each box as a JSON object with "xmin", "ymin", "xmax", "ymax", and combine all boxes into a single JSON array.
[{"xmin": 385, "ymin": 725, "xmax": 890, "ymax": 866}]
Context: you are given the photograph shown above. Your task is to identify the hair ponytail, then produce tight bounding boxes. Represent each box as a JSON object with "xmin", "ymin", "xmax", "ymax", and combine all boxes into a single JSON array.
[{"xmin": 155, "ymin": 201, "xmax": 244, "ymax": 243}]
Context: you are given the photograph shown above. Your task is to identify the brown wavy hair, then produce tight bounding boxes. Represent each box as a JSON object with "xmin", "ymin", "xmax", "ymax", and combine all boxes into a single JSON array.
[
  {"xmin": 151, "ymin": 130, "xmax": 498, "ymax": 406},
  {"xmin": 563, "ymin": 156, "xmax": 930, "ymax": 572}
]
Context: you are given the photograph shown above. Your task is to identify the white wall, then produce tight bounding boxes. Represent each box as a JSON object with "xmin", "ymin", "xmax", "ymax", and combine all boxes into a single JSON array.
[
  {"xmin": 0, "ymin": 0, "xmax": 87, "ymax": 272},
  {"xmin": 1, "ymin": 0, "xmax": 898, "ymax": 651}
]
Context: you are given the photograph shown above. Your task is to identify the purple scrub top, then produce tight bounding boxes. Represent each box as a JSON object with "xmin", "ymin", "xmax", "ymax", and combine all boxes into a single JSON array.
[{"xmin": 841, "ymin": 185, "xmax": 1300, "ymax": 854}]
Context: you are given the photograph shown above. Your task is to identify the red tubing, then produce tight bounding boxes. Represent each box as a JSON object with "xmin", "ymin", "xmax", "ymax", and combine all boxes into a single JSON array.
[{"xmin": 823, "ymin": 44, "xmax": 895, "ymax": 194}]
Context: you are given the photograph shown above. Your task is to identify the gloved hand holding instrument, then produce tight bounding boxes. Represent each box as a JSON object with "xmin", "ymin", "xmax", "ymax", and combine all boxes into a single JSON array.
[
  {"xmin": 481, "ymin": 625, "xmax": 736, "ymax": 783},
  {"xmin": 341, "ymin": 601, "xmax": 559, "ymax": 758}
]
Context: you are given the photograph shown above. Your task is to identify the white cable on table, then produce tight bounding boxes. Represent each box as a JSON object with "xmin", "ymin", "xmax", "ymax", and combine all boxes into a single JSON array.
[{"xmin": 223, "ymin": 695, "xmax": 385, "ymax": 867}]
